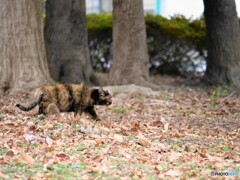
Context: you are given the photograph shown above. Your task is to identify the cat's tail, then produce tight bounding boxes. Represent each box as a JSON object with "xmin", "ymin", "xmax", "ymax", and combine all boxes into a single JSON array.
[{"xmin": 16, "ymin": 94, "xmax": 43, "ymax": 111}]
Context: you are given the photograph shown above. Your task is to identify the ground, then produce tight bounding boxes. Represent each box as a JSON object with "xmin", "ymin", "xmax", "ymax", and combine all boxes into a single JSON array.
[{"xmin": 0, "ymin": 76, "xmax": 239, "ymax": 179}]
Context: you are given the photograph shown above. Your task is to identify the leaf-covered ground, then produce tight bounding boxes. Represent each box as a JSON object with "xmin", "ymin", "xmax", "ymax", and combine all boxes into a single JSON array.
[{"xmin": 0, "ymin": 81, "xmax": 240, "ymax": 179}]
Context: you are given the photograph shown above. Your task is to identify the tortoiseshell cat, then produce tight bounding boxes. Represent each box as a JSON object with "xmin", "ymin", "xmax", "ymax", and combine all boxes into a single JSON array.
[{"xmin": 16, "ymin": 84, "xmax": 112, "ymax": 121}]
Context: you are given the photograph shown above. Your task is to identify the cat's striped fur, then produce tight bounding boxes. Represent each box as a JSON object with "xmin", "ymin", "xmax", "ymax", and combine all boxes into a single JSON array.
[{"xmin": 16, "ymin": 84, "xmax": 112, "ymax": 121}]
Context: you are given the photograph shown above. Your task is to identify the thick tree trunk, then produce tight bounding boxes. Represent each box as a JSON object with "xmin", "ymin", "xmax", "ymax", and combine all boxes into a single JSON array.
[
  {"xmin": 203, "ymin": 0, "xmax": 240, "ymax": 87},
  {"xmin": 0, "ymin": 0, "xmax": 52, "ymax": 94},
  {"xmin": 109, "ymin": 0, "xmax": 149, "ymax": 86},
  {"xmin": 44, "ymin": 0, "xmax": 93, "ymax": 85}
]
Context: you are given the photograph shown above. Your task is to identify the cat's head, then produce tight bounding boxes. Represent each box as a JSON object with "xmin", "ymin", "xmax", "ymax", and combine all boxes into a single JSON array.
[{"xmin": 91, "ymin": 87, "xmax": 112, "ymax": 105}]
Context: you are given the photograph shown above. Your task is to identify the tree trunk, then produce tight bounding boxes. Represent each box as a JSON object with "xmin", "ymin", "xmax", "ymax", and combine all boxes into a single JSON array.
[
  {"xmin": 0, "ymin": 0, "xmax": 52, "ymax": 94},
  {"xmin": 109, "ymin": 0, "xmax": 149, "ymax": 86},
  {"xmin": 44, "ymin": 0, "xmax": 93, "ymax": 85},
  {"xmin": 203, "ymin": 0, "xmax": 240, "ymax": 87}
]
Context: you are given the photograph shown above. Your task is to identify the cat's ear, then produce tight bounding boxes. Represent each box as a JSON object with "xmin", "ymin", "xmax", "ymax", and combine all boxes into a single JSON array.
[{"xmin": 98, "ymin": 87, "xmax": 104, "ymax": 93}]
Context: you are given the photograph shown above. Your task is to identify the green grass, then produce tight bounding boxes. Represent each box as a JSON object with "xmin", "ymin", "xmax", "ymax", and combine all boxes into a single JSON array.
[
  {"xmin": 3, "ymin": 163, "xmax": 88, "ymax": 179},
  {"xmin": 221, "ymin": 146, "xmax": 233, "ymax": 153},
  {"xmin": 211, "ymin": 86, "xmax": 231, "ymax": 99},
  {"xmin": 68, "ymin": 143, "xmax": 87, "ymax": 156},
  {"xmin": 130, "ymin": 92, "xmax": 144, "ymax": 99},
  {"xmin": 111, "ymin": 106, "xmax": 127, "ymax": 114},
  {"xmin": 160, "ymin": 162, "xmax": 169, "ymax": 171},
  {"xmin": 210, "ymin": 85, "xmax": 232, "ymax": 109},
  {"xmin": 0, "ymin": 148, "xmax": 8, "ymax": 155}
]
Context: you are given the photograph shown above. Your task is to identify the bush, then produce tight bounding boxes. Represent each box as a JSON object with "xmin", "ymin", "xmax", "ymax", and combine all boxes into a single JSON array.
[{"xmin": 87, "ymin": 14, "xmax": 207, "ymax": 77}]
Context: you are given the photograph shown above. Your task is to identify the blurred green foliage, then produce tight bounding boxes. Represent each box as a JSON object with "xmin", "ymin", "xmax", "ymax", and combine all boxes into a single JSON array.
[
  {"xmin": 87, "ymin": 14, "xmax": 207, "ymax": 76},
  {"xmin": 87, "ymin": 13, "xmax": 206, "ymax": 50},
  {"xmin": 145, "ymin": 14, "xmax": 206, "ymax": 51}
]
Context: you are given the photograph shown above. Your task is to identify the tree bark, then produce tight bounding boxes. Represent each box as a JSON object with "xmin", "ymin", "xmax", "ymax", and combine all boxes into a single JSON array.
[
  {"xmin": 109, "ymin": 0, "xmax": 149, "ymax": 86},
  {"xmin": 44, "ymin": 0, "xmax": 93, "ymax": 85},
  {"xmin": 0, "ymin": 0, "xmax": 52, "ymax": 94},
  {"xmin": 203, "ymin": 0, "xmax": 240, "ymax": 87}
]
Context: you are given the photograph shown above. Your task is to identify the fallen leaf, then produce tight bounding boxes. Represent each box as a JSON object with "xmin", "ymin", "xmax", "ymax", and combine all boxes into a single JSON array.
[
  {"xmin": 136, "ymin": 132, "xmax": 151, "ymax": 147},
  {"xmin": 92, "ymin": 155, "xmax": 102, "ymax": 162},
  {"xmin": 56, "ymin": 153, "xmax": 68, "ymax": 159},
  {"xmin": 23, "ymin": 134, "xmax": 36, "ymax": 142},
  {"xmin": 95, "ymin": 138, "xmax": 105, "ymax": 146},
  {"xmin": 16, "ymin": 154, "xmax": 34, "ymax": 166},
  {"xmin": 6, "ymin": 150, "xmax": 14, "ymax": 157},
  {"xmin": 45, "ymin": 136, "xmax": 53, "ymax": 146},
  {"xmin": 160, "ymin": 117, "xmax": 169, "ymax": 132},
  {"xmin": 138, "ymin": 154, "xmax": 149, "ymax": 162},
  {"xmin": 165, "ymin": 169, "xmax": 181, "ymax": 176},
  {"xmin": 113, "ymin": 133, "xmax": 124, "ymax": 142},
  {"xmin": 81, "ymin": 125, "xmax": 93, "ymax": 134},
  {"xmin": 130, "ymin": 121, "xmax": 141, "ymax": 131},
  {"xmin": 168, "ymin": 152, "xmax": 181, "ymax": 162},
  {"xmin": 108, "ymin": 145, "xmax": 119, "ymax": 154}
]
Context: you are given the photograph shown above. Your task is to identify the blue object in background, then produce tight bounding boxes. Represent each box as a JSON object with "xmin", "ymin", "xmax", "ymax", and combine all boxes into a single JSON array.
[{"xmin": 156, "ymin": 0, "xmax": 161, "ymax": 14}]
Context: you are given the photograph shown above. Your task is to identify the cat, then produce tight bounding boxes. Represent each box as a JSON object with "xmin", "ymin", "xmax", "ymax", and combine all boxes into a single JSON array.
[{"xmin": 16, "ymin": 84, "xmax": 112, "ymax": 121}]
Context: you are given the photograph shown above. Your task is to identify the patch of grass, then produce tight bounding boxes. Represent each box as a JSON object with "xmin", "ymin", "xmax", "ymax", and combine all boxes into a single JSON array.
[
  {"xmin": 211, "ymin": 86, "xmax": 231, "ymax": 99},
  {"xmin": 92, "ymin": 171, "xmax": 109, "ymax": 178},
  {"xmin": 32, "ymin": 116, "xmax": 46, "ymax": 125},
  {"xmin": 184, "ymin": 145, "xmax": 190, "ymax": 152},
  {"xmin": 215, "ymin": 138, "xmax": 224, "ymax": 143},
  {"xmin": 134, "ymin": 163, "xmax": 154, "ymax": 170},
  {"xmin": 75, "ymin": 143, "xmax": 87, "ymax": 151},
  {"xmin": 111, "ymin": 106, "xmax": 127, "ymax": 114},
  {"xmin": 173, "ymin": 144, "xmax": 183, "ymax": 152},
  {"xmin": 45, "ymin": 163, "xmax": 87, "ymax": 179},
  {"xmin": 71, "ymin": 123, "xmax": 83, "ymax": 135},
  {"xmin": 186, "ymin": 163, "xmax": 197, "ymax": 169},
  {"xmin": 0, "ymin": 148, "xmax": 8, "ymax": 155},
  {"xmin": 182, "ymin": 109, "xmax": 195, "ymax": 116},
  {"xmin": 3, "ymin": 166, "xmax": 18, "ymax": 174},
  {"xmin": 146, "ymin": 173, "xmax": 158, "ymax": 179},
  {"xmin": 204, "ymin": 164, "xmax": 213, "ymax": 169},
  {"xmin": 130, "ymin": 92, "xmax": 143, "ymax": 99},
  {"xmin": 207, "ymin": 145, "xmax": 218, "ymax": 152},
  {"xmin": 57, "ymin": 123, "xmax": 64, "ymax": 129},
  {"xmin": 210, "ymin": 101, "xmax": 217, "ymax": 109},
  {"xmin": 30, "ymin": 142, "xmax": 38, "ymax": 147},
  {"xmin": 210, "ymin": 86, "xmax": 231, "ymax": 109},
  {"xmin": 112, "ymin": 160, "xmax": 128, "ymax": 166},
  {"xmin": 161, "ymin": 95, "xmax": 170, "ymax": 101},
  {"xmin": 3, "ymin": 163, "xmax": 44, "ymax": 179},
  {"xmin": 17, "ymin": 141, "xmax": 26, "ymax": 148},
  {"xmin": 221, "ymin": 146, "xmax": 233, "ymax": 153},
  {"xmin": 161, "ymin": 162, "xmax": 169, "ymax": 171},
  {"xmin": 68, "ymin": 143, "xmax": 87, "ymax": 156}
]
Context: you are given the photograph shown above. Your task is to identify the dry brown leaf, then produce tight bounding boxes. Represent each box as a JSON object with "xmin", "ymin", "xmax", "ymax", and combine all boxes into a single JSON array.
[
  {"xmin": 130, "ymin": 121, "xmax": 141, "ymax": 131},
  {"xmin": 56, "ymin": 153, "xmax": 68, "ymax": 159},
  {"xmin": 136, "ymin": 132, "xmax": 152, "ymax": 147},
  {"xmin": 149, "ymin": 120, "xmax": 164, "ymax": 127},
  {"xmin": 16, "ymin": 154, "xmax": 34, "ymax": 166},
  {"xmin": 113, "ymin": 133, "xmax": 124, "ymax": 142},
  {"xmin": 108, "ymin": 145, "xmax": 119, "ymax": 154},
  {"xmin": 95, "ymin": 138, "xmax": 105, "ymax": 146},
  {"xmin": 92, "ymin": 155, "xmax": 102, "ymax": 162},
  {"xmin": 138, "ymin": 154, "xmax": 149, "ymax": 162},
  {"xmin": 6, "ymin": 150, "xmax": 14, "ymax": 157}
]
